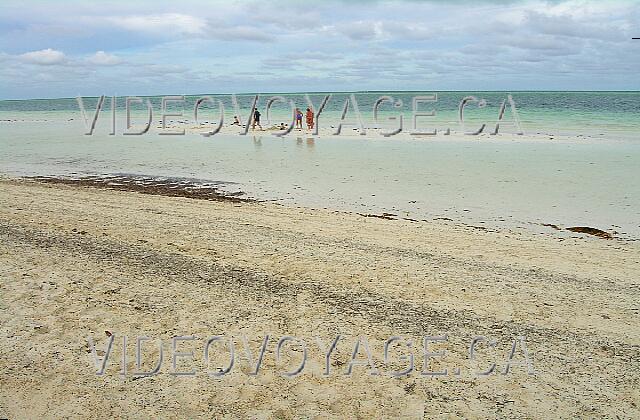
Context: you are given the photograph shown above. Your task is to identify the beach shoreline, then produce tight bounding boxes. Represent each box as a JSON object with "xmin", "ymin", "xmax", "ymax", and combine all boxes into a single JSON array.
[
  {"xmin": 15, "ymin": 174, "xmax": 627, "ymax": 242},
  {"xmin": 1, "ymin": 177, "xmax": 638, "ymax": 418}
]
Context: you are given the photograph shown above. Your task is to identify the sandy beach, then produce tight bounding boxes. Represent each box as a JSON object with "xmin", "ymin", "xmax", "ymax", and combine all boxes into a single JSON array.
[
  {"xmin": 2, "ymin": 0, "xmax": 639, "ymax": 417},
  {"xmin": 0, "ymin": 177, "xmax": 638, "ymax": 418}
]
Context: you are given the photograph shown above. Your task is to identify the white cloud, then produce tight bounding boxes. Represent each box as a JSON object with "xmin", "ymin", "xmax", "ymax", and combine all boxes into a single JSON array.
[
  {"xmin": 103, "ymin": 13, "xmax": 273, "ymax": 43},
  {"xmin": 19, "ymin": 48, "xmax": 66, "ymax": 65},
  {"xmin": 107, "ymin": 13, "xmax": 207, "ymax": 36},
  {"xmin": 87, "ymin": 51, "xmax": 122, "ymax": 66}
]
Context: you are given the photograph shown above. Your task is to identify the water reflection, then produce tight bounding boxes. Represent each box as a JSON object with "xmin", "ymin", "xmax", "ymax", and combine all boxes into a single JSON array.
[{"xmin": 296, "ymin": 137, "xmax": 315, "ymax": 149}]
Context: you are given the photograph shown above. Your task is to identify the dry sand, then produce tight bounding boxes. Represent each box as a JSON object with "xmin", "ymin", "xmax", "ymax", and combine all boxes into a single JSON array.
[{"xmin": 0, "ymin": 178, "xmax": 638, "ymax": 418}]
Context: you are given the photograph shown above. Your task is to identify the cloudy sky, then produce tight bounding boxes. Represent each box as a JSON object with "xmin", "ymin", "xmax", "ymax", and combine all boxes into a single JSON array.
[{"xmin": 0, "ymin": 0, "xmax": 638, "ymax": 99}]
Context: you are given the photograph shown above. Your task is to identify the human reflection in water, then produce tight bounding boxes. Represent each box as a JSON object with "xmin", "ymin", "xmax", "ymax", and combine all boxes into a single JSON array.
[
  {"xmin": 252, "ymin": 136, "xmax": 262, "ymax": 147},
  {"xmin": 296, "ymin": 137, "xmax": 315, "ymax": 149}
]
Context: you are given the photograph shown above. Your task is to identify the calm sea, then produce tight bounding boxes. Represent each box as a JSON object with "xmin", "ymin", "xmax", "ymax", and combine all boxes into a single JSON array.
[
  {"xmin": 1, "ymin": 91, "xmax": 640, "ymax": 137},
  {"xmin": 1, "ymin": 91, "xmax": 639, "ymax": 238}
]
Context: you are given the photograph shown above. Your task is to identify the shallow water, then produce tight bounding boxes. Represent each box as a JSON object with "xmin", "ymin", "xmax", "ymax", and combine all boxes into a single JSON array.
[
  {"xmin": 2, "ymin": 91, "xmax": 640, "ymax": 138},
  {"xmin": 1, "ymin": 92, "xmax": 639, "ymax": 238}
]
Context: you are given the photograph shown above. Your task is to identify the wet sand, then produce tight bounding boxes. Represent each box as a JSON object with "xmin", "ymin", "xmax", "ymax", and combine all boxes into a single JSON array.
[{"xmin": 0, "ymin": 177, "xmax": 638, "ymax": 418}]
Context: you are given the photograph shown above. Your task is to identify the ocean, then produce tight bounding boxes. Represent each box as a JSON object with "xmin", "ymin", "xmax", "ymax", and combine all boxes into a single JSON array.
[{"xmin": 1, "ymin": 91, "xmax": 639, "ymax": 238}]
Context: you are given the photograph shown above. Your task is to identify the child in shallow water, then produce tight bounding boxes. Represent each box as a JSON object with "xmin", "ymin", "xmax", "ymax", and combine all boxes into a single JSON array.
[{"xmin": 295, "ymin": 108, "xmax": 303, "ymax": 129}]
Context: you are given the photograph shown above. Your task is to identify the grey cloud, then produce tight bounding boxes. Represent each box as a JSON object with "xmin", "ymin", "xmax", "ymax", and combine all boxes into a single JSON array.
[
  {"xmin": 502, "ymin": 34, "xmax": 584, "ymax": 55},
  {"xmin": 523, "ymin": 11, "xmax": 626, "ymax": 42},
  {"xmin": 206, "ymin": 25, "xmax": 275, "ymax": 43},
  {"xmin": 333, "ymin": 21, "xmax": 382, "ymax": 41}
]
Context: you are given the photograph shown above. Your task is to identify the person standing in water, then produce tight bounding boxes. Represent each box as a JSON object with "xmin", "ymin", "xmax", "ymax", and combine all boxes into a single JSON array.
[
  {"xmin": 306, "ymin": 107, "xmax": 314, "ymax": 130},
  {"xmin": 252, "ymin": 109, "xmax": 262, "ymax": 130},
  {"xmin": 295, "ymin": 108, "xmax": 303, "ymax": 129}
]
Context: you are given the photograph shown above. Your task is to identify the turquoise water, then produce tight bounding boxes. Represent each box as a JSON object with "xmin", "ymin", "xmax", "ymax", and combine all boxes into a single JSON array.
[
  {"xmin": 2, "ymin": 91, "xmax": 639, "ymax": 138},
  {"xmin": 1, "ymin": 92, "xmax": 639, "ymax": 238}
]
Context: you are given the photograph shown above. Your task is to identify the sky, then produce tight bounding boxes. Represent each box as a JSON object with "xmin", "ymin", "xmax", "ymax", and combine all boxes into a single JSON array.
[{"xmin": 0, "ymin": 0, "xmax": 638, "ymax": 99}]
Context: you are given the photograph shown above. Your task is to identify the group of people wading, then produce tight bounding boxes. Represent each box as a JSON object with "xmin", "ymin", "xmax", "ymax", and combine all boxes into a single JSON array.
[{"xmin": 232, "ymin": 107, "xmax": 315, "ymax": 131}]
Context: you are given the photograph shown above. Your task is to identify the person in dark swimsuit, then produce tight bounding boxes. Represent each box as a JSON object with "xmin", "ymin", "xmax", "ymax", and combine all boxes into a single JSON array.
[{"xmin": 252, "ymin": 109, "xmax": 262, "ymax": 130}]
